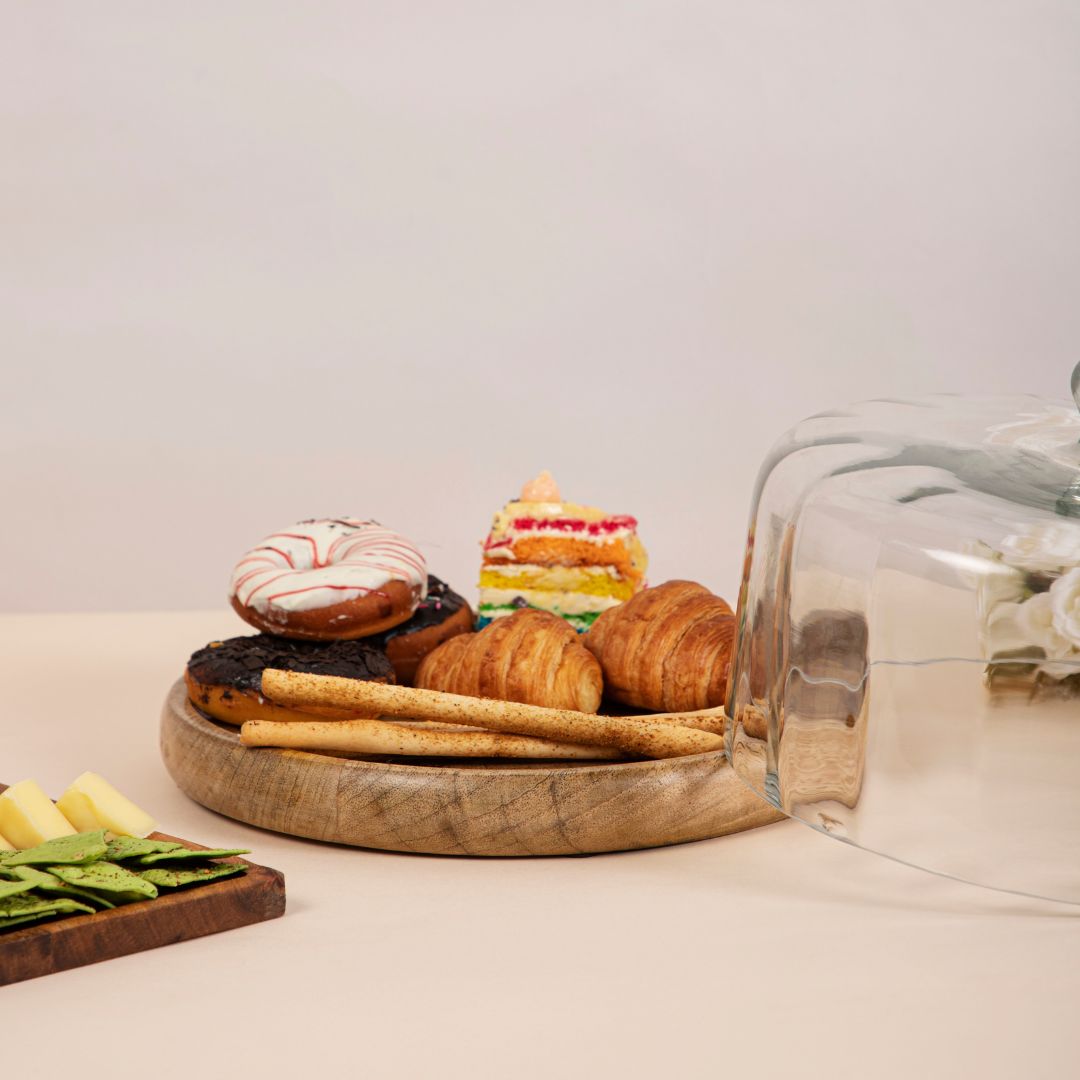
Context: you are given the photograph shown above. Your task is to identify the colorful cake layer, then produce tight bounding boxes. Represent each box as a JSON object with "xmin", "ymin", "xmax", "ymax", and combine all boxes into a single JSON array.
[
  {"xmin": 478, "ymin": 472, "xmax": 647, "ymax": 632},
  {"xmin": 479, "ymin": 564, "xmax": 638, "ymax": 601}
]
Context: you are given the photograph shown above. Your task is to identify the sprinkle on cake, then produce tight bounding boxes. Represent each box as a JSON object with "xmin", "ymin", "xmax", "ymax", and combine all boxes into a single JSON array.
[{"xmin": 477, "ymin": 472, "xmax": 647, "ymax": 632}]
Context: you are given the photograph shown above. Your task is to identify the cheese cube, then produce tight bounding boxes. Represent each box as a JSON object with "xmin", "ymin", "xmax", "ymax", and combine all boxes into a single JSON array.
[
  {"xmin": 0, "ymin": 779, "xmax": 78, "ymax": 849},
  {"xmin": 0, "ymin": 827, "xmax": 13, "ymax": 850},
  {"xmin": 56, "ymin": 772, "xmax": 157, "ymax": 839}
]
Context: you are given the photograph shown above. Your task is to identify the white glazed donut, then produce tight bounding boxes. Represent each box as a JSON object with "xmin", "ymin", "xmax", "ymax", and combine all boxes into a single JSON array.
[{"xmin": 229, "ymin": 518, "xmax": 428, "ymax": 640}]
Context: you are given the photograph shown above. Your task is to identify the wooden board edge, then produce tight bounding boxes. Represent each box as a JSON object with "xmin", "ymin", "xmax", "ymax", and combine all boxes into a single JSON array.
[
  {"xmin": 0, "ymin": 795, "xmax": 287, "ymax": 986},
  {"xmin": 163, "ymin": 680, "xmax": 786, "ymax": 855}
]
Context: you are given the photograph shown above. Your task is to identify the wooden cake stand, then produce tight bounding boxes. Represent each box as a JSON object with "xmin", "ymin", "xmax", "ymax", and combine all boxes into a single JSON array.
[{"xmin": 160, "ymin": 680, "xmax": 783, "ymax": 856}]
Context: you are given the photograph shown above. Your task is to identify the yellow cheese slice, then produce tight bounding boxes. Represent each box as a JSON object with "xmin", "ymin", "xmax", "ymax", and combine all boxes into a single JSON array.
[
  {"xmin": 0, "ymin": 827, "xmax": 13, "ymax": 849},
  {"xmin": 53, "ymin": 788, "xmax": 100, "ymax": 833},
  {"xmin": 0, "ymin": 779, "xmax": 79, "ymax": 849},
  {"xmin": 56, "ymin": 772, "xmax": 157, "ymax": 839}
]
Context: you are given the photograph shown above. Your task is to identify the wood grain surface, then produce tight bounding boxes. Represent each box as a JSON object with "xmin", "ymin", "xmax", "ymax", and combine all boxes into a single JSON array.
[
  {"xmin": 0, "ymin": 787, "xmax": 286, "ymax": 986},
  {"xmin": 161, "ymin": 678, "xmax": 783, "ymax": 856}
]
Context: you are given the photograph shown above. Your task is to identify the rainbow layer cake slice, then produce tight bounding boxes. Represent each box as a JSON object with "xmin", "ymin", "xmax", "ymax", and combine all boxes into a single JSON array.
[{"xmin": 478, "ymin": 471, "xmax": 647, "ymax": 632}]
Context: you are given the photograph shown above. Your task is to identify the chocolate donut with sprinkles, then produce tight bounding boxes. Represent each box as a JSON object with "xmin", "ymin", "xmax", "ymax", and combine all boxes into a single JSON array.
[
  {"xmin": 377, "ymin": 575, "xmax": 475, "ymax": 685},
  {"xmin": 229, "ymin": 518, "xmax": 428, "ymax": 641},
  {"xmin": 186, "ymin": 634, "xmax": 395, "ymax": 727}
]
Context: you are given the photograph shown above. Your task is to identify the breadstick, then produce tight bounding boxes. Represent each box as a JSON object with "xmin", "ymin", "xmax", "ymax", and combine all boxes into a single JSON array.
[
  {"xmin": 240, "ymin": 717, "xmax": 624, "ymax": 760},
  {"xmin": 261, "ymin": 669, "xmax": 724, "ymax": 759},
  {"xmin": 379, "ymin": 720, "xmax": 491, "ymax": 733},
  {"xmin": 634, "ymin": 706, "xmax": 726, "ymax": 736},
  {"xmin": 281, "ymin": 705, "xmax": 723, "ymax": 736}
]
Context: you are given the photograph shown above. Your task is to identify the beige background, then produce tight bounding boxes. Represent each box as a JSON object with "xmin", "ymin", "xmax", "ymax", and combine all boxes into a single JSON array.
[
  {"xmin": 2, "ymin": 2, "xmax": 1077, "ymax": 613},
  {"xmin": 4, "ymin": 11, "xmax": 1079, "ymax": 1075},
  {"xmin": 5, "ymin": 609, "xmax": 1079, "ymax": 1079}
]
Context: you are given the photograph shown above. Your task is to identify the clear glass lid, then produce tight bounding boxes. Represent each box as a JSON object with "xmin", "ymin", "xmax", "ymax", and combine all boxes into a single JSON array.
[{"xmin": 727, "ymin": 367, "xmax": 1080, "ymax": 903}]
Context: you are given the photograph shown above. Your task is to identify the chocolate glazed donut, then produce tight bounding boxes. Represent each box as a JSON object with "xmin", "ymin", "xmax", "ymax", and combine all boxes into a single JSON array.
[
  {"xmin": 185, "ymin": 634, "xmax": 395, "ymax": 726},
  {"xmin": 378, "ymin": 575, "xmax": 474, "ymax": 685}
]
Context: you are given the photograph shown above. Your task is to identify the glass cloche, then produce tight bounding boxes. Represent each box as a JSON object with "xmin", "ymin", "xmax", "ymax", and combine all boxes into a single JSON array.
[{"xmin": 727, "ymin": 368, "xmax": 1080, "ymax": 903}]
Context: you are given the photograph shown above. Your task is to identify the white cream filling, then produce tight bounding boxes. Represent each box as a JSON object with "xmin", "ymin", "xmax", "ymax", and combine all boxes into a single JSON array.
[
  {"xmin": 477, "ymin": 587, "xmax": 623, "ymax": 616},
  {"xmin": 497, "ymin": 525, "xmax": 635, "ymax": 546},
  {"xmin": 481, "ymin": 563, "xmax": 622, "ymax": 580}
]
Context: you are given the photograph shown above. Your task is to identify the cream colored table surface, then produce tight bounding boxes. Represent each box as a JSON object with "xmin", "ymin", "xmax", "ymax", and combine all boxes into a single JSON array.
[{"xmin": 2, "ymin": 611, "xmax": 1077, "ymax": 1079}]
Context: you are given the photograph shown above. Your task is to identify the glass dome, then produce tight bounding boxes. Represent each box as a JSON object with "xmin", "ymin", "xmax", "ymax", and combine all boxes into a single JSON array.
[{"xmin": 727, "ymin": 374, "xmax": 1080, "ymax": 903}]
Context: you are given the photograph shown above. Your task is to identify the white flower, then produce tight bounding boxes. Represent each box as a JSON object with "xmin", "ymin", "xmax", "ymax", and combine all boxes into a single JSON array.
[
  {"xmin": 1016, "ymin": 592, "xmax": 1072, "ymax": 653},
  {"xmin": 1050, "ymin": 568, "xmax": 1080, "ymax": 649},
  {"xmin": 975, "ymin": 563, "xmax": 1026, "ymax": 619},
  {"xmin": 979, "ymin": 582, "xmax": 1080, "ymax": 680},
  {"xmin": 980, "ymin": 601, "xmax": 1031, "ymax": 656},
  {"xmin": 997, "ymin": 522, "xmax": 1080, "ymax": 574}
]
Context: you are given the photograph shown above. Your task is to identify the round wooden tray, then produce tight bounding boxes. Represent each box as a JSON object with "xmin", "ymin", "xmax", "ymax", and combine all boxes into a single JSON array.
[{"xmin": 160, "ymin": 680, "xmax": 783, "ymax": 856}]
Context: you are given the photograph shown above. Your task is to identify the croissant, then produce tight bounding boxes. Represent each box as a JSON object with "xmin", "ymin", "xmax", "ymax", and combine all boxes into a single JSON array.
[
  {"xmin": 415, "ymin": 609, "xmax": 604, "ymax": 713},
  {"xmin": 584, "ymin": 580, "xmax": 735, "ymax": 712}
]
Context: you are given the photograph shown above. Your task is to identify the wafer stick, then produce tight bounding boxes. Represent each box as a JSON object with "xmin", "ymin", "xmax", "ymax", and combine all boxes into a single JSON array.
[
  {"xmin": 261, "ymin": 670, "xmax": 724, "ymax": 759},
  {"xmin": 240, "ymin": 718, "xmax": 624, "ymax": 760}
]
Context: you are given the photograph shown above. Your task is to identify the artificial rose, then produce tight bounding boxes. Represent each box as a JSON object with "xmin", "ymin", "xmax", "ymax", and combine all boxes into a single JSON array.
[
  {"xmin": 1014, "ymin": 591, "xmax": 1079, "ymax": 678},
  {"xmin": 1050, "ymin": 567, "xmax": 1080, "ymax": 649},
  {"xmin": 1039, "ymin": 657, "xmax": 1080, "ymax": 680},
  {"xmin": 974, "ymin": 562, "xmax": 1026, "ymax": 623},
  {"xmin": 979, "ymin": 601, "xmax": 1032, "ymax": 657},
  {"xmin": 1016, "ymin": 591, "xmax": 1073, "ymax": 655},
  {"xmin": 997, "ymin": 522, "xmax": 1080, "ymax": 574}
]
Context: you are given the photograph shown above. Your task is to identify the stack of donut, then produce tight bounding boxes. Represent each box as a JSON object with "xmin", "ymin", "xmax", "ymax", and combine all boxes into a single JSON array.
[{"xmin": 185, "ymin": 518, "xmax": 474, "ymax": 726}]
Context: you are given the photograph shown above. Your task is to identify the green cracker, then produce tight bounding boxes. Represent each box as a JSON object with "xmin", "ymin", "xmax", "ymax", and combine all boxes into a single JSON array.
[
  {"xmin": 8, "ymin": 865, "xmax": 117, "ymax": 909},
  {"xmin": 104, "ymin": 837, "xmax": 184, "ymax": 861},
  {"xmin": 0, "ymin": 894, "xmax": 96, "ymax": 919},
  {"xmin": 48, "ymin": 861, "xmax": 158, "ymax": 900},
  {"xmin": 0, "ymin": 878, "xmax": 37, "ymax": 901},
  {"xmin": 0, "ymin": 821, "xmax": 257, "ymax": 934},
  {"xmin": 137, "ymin": 848, "xmax": 249, "ymax": 866},
  {"xmin": 140, "ymin": 864, "xmax": 247, "ymax": 888},
  {"xmin": 0, "ymin": 912, "xmax": 58, "ymax": 930},
  {"xmin": 1, "ymin": 830, "xmax": 108, "ymax": 867}
]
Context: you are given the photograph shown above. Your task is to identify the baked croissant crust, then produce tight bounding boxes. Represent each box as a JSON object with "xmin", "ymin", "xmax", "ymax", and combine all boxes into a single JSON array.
[
  {"xmin": 415, "ymin": 609, "xmax": 603, "ymax": 713},
  {"xmin": 584, "ymin": 580, "xmax": 735, "ymax": 712}
]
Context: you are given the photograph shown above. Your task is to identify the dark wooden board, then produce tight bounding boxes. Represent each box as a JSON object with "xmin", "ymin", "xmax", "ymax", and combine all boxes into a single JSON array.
[{"xmin": 0, "ymin": 784, "xmax": 286, "ymax": 987}]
